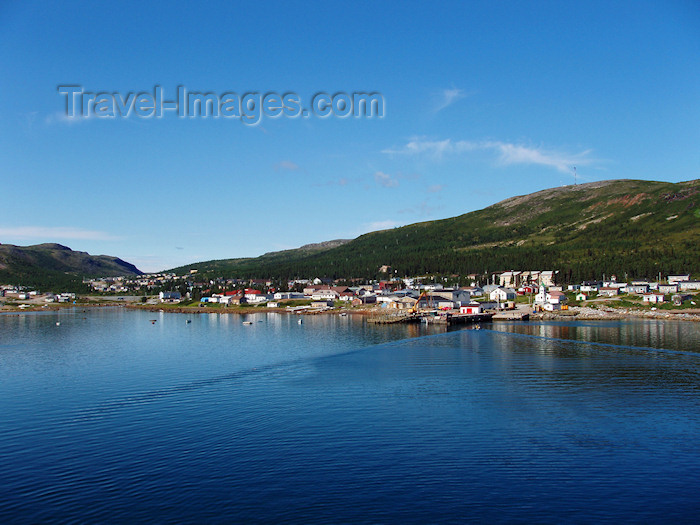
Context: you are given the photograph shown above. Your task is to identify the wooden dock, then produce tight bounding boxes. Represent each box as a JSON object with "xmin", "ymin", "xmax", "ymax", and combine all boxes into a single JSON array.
[
  {"xmin": 419, "ymin": 312, "xmax": 493, "ymax": 325},
  {"xmin": 368, "ymin": 310, "xmax": 498, "ymax": 326},
  {"xmin": 492, "ymin": 310, "xmax": 530, "ymax": 321}
]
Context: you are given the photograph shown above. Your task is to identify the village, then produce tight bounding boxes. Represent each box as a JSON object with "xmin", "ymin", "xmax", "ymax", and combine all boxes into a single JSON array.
[{"xmin": 3, "ymin": 269, "xmax": 699, "ymax": 320}]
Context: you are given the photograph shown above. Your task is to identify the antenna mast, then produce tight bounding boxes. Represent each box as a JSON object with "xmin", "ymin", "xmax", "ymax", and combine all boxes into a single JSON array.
[{"xmin": 573, "ymin": 166, "xmax": 577, "ymax": 185}]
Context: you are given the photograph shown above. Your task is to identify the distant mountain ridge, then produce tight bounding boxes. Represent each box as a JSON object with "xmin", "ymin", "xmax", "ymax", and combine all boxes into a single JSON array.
[
  {"xmin": 170, "ymin": 178, "xmax": 700, "ymax": 282},
  {"xmin": 0, "ymin": 243, "xmax": 141, "ymax": 288}
]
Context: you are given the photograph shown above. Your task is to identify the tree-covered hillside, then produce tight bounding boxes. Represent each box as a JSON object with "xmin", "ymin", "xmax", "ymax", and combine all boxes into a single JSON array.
[{"xmin": 177, "ymin": 178, "xmax": 699, "ymax": 282}]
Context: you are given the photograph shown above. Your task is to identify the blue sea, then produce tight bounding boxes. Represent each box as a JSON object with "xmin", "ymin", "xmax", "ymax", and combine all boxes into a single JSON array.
[{"xmin": 1, "ymin": 308, "xmax": 699, "ymax": 523}]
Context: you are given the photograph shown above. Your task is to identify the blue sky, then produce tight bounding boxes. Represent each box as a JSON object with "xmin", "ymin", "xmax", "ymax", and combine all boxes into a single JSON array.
[{"xmin": 1, "ymin": 1, "xmax": 698, "ymax": 272}]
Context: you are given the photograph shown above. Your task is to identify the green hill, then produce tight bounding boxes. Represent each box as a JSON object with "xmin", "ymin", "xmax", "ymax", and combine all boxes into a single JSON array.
[
  {"xmin": 0, "ymin": 243, "xmax": 142, "ymax": 290},
  {"xmin": 172, "ymin": 178, "xmax": 700, "ymax": 283}
]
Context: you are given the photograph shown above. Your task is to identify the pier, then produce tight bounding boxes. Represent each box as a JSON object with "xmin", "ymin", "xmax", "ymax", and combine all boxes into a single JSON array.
[
  {"xmin": 419, "ymin": 312, "xmax": 494, "ymax": 325},
  {"xmin": 368, "ymin": 311, "xmax": 494, "ymax": 325},
  {"xmin": 492, "ymin": 310, "xmax": 530, "ymax": 321}
]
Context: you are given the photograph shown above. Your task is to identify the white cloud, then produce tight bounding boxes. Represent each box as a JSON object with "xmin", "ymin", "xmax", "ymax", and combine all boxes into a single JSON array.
[
  {"xmin": 382, "ymin": 138, "xmax": 478, "ymax": 159},
  {"xmin": 383, "ymin": 137, "xmax": 597, "ymax": 173},
  {"xmin": 44, "ymin": 111, "xmax": 91, "ymax": 126},
  {"xmin": 0, "ymin": 226, "xmax": 121, "ymax": 241},
  {"xmin": 374, "ymin": 171, "xmax": 399, "ymax": 188},
  {"xmin": 313, "ymin": 177, "xmax": 352, "ymax": 187},
  {"xmin": 274, "ymin": 160, "xmax": 300, "ymax": 171},
  {"xmin": 427, "ymin": 184, "xmax": 444, "ymax": 193},
  {"xmin": 433, "ymin": 87, "xmax": 469, "ymax": 113},
  {"xmin": 483, "ymin": 141, "xmax": 594, "ymax": 173}
]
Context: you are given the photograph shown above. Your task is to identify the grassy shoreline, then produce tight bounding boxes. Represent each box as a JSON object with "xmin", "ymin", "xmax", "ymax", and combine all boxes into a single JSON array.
[{"xmin": 2, "ymin": 301, "xmax": 700, "ymax": 323}]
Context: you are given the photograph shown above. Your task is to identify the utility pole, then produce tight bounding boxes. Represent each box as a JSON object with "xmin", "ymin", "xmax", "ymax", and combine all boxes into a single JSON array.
[{"xmin": 573, "ymin": 166, "xmax": 577, "ymax": 185}]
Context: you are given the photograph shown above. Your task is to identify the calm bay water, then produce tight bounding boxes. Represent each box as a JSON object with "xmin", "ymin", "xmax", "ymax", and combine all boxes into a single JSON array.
[{"xmin": 1, "ymin": 308, "xmax": 699, "ymax": 523}]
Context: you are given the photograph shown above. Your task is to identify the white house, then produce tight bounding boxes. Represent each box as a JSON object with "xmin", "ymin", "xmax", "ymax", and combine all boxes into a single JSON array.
[
  {"xmin": 679, "ymin": 281, "xmax": 700, "ymax": 292},
  {"xmin": 339, "ymin": 291, "xmax": 356, "ymax": 302},
  {"xmin": 460, "ymin": 303, "xmax": 482, "ymax": 314},
  {"xmin": 245, "ymin": 290, "xmax": 261, "ymax": 301},
  {"xmin": 247, "ymin": 293, "xmax": 273, "ymax": 304},
  {"xmin": 311, "ymin": 289, "xmax": 339, "ymax": 301},
  {"xmin": 658, "ymin": 284, "xmax": 679, "ymax": 294},
  {"xmin": 580, "ymin": 284, "xmax": 599, "ymax": 293},
  {"xmin": 159, "ymin": 291, "xmax": 181, "ymax": 302},
  {"xmin": 642, "ymin": 293, "xmax": 665, "ymax": 304},
  {"xmin": 547, "ymin": 291, "xmax": 567, "ymax": 304},
  {"xmin": 576, "ymin": 293, "xmax": 588, "ymax": 302},
  {"xmin": 490, "ymin": 287, "xmax": 516, "ymax": 302},
  {"xmin": 598, "ymin": 287, "xmax": 619, "ymax": 297},
  {"xmin": 274, "ymin": 291, "xmax": 305, "ymax": 300},
  {"xmin": 625, "ymin": 284, "xmax": 650, "ymax": 295},
  {"xmin": 535, "ymin": 286, "xmax": 567, "ymax": 305}
]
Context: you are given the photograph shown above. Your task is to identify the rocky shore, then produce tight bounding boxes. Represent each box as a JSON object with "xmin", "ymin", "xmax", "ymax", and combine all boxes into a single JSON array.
[
  {"xmin": 532, "ymin": 305, "xmax": 700, "ymax": 322},
  {"xmin": 3, "ymin": 302, "xmax": 700, "ymax": 323}
]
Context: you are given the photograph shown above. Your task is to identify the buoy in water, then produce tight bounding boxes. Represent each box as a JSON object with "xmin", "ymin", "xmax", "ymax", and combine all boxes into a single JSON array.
[{"xmin": 56, "ymin": 322, "xmax": 61, "ymax": 326}]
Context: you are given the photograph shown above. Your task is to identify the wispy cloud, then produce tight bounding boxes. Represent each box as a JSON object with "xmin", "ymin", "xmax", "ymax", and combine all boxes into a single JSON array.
[
  {"xmin": 383, "ymin": 137, "xmax": 597, "ymax": 173},
  {"xmin": 485, "ymin": 141, "xmax": 594, "ymax": 173},
  {"xmin": 374, "ymin": 171, "xmax": 400, "ymax": 188},
  {"xmin": 313, "ymin": 177, "xmax": 351, "ymax": 187},
  {"xmin": 427, "ymin": 184, "xmax": 444, "ymax": 193},
  {"xmin": 274, "ymin": 160, "xmax": 300, "ymax": 171},
  {"xmin": 0, "ymin": 226, "xmax": 121, "ymax": 241},
  {"xmin": 433, "ymin": 87, "xmax": 470, "ymax": 113},
  {"xmin": 382, "ymin": 138, "xmax": 478, "ymax": 159},
  {"xmin": 44, "ymin": 111, "xmax": 91, "ymax": 126}
]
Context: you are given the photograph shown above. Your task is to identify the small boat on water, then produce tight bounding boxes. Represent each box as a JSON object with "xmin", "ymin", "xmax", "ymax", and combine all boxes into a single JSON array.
[
  {"xmin": 242, "ymin": 321, "xmax": 253, "ymax": 325},
  {"xmin": 298, "ymin": 319, "xmax": 303, "ymax": 324}
]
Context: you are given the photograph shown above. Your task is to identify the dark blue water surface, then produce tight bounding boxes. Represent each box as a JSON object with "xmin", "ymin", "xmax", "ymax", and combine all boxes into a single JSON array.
[{"xmin": 1, "ymin": 308, "xmax": 699, "ymax": 523}]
